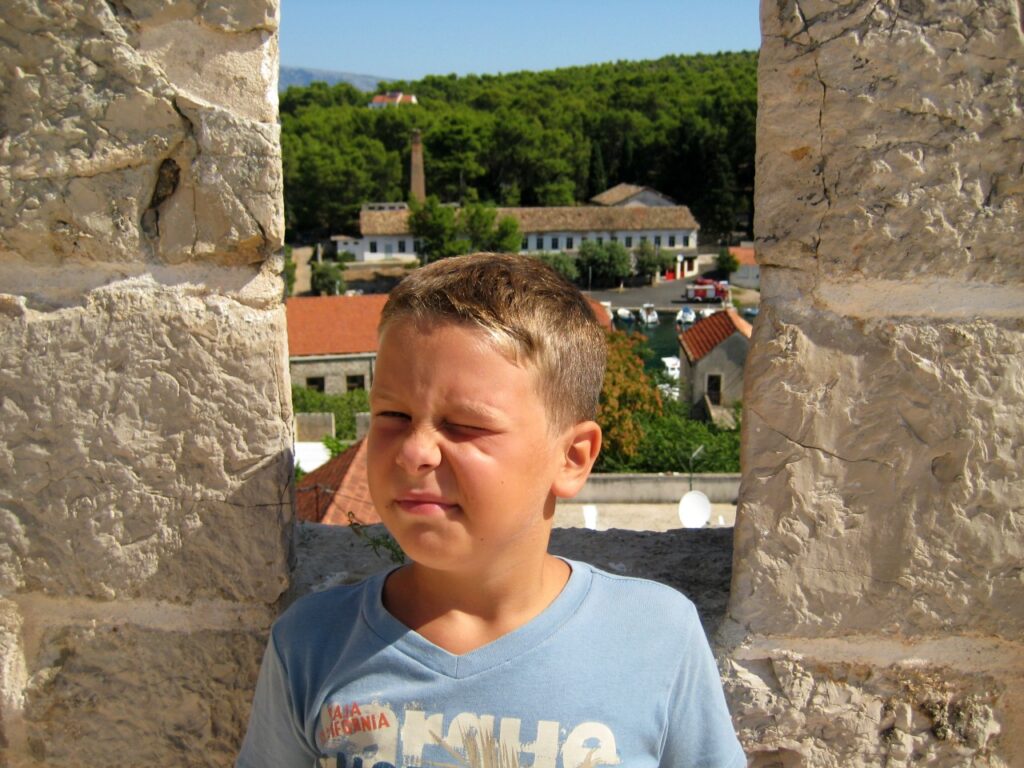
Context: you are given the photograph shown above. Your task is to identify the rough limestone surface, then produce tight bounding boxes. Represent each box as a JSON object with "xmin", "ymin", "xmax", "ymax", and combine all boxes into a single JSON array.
[
  {"xmin": 728, "ymin": 1, "xmax": 1024, "ymax": 766},
  {"xmin": 0, "ymin": 0, "xmax": 287, "ymax": 765}
]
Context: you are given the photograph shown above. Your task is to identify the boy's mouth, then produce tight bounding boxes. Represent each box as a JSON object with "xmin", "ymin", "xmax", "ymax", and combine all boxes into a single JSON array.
[{"xmin": 395, "ymin": 494, "xmax": 458, "ymax": 516}]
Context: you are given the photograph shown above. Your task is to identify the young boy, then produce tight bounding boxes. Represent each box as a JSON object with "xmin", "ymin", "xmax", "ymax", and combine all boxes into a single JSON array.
[{"xmin": 238, "ymin": 253, "xmax": 745, "ymax": 768}]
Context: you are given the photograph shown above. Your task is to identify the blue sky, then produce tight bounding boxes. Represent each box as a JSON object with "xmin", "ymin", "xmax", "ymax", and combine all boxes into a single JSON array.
[{"xmin": 280, "ymin": 0, "xmax": 761, "ymax": 81}]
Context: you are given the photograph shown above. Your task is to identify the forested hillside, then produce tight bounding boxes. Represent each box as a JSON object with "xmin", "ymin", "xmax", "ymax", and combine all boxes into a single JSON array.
[{"xmin": 280, "ymin": 51, "xmax": 757, "ymax": 242}]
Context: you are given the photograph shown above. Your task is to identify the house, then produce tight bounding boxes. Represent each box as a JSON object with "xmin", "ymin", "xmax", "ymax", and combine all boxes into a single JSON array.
[
  {"xmin": 729, "ymin": 243, "xmax": 760, "ymax": 290},
  {"xmin": 368, "ymin": 90, "xmax": 418, "ymax": 108},
  {"xmin": 678, "ymin": 309, "xmax": 752, "ymax": 427},
  {"xmin": 338, "ymin": 196, "xmax": 700, "ymax": 273},
  {"xmin": 286, "ymin": 294, "xmax": 389, "ymax": 394},
  {"xmin": 590, "ymin": 183, "xmax": 678, "ymax": 208},
  {"xmin": 288, "ymin": 293, "xmax": 613, "ymax": 395},
  {"xmin": 295, "ymin": 438, "xmax": 380, "ymax": 525}
]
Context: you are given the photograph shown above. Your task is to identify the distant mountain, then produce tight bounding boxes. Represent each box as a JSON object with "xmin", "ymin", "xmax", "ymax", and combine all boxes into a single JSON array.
[{"xmin": 279, "ymin": 66, "xmax": 387, "ymax": 93}]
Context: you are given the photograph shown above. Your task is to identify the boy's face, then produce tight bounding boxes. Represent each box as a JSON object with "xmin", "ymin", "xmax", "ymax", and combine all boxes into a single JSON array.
[{"xmin": 367, "ymin": 318, "xmax": 572, "ymax": 574}]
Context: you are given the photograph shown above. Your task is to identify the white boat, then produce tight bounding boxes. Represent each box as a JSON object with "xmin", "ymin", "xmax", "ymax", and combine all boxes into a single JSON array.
[
  {"xmin": 675, "ymin": 307, "xmax": 696, "ymax": 326},
  {"xmin": 661, "ymin": 356, "xmax": 681, "ymax": 380},
  {"xmin": 639, "ymin": 303, "xmax": 659, "ymax": 326},
  {"xmin": 615, "ymin": 307, "xmax": 635, "ymax": 323}
]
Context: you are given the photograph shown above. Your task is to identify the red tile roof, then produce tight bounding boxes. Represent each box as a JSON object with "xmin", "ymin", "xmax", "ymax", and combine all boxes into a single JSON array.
[
  {"xmin": 295, "ymin": 439, "xmax": 380, "ymax": 526},
  {"xmin": 359, "ymin": 205, "xmax": 699, "ymax": 237},
  {"xmin": 729, "ymin": 246, "xmax": 757, "ymax": 266},
  {"xmin": 287, "ymin": 290, "xmax": 610, "ymax": 358},
  {"xmin": 286, "ymin": 294, "xmax": 389, "ymax": 357},
  {"xmin": 679, "ymin": 309, "xmax": 752, "ymax": 363}
]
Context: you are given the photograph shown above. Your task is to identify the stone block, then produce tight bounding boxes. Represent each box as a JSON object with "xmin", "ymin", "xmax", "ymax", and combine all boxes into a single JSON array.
[
  {"xmin": 724, "ymin": 639, "xmax": 1017, "ymax": 768},
  {"xmin": 731, "ymin": 299, "xmax": 1024, "ymax": 637},
  {"xmin": 20, "ymin": 622, "xmax": 265, "ymax": 766},
  {"xmin": 756, "ymin": 0, "xmax": 1024, "ymax": 283},
  {"xmin": 0, "ymin": 286, "xmax": 292, "ymax": 603},
  {"xmin": 0, "ymin": 0, "xmax": 282, "ymax": 268}
]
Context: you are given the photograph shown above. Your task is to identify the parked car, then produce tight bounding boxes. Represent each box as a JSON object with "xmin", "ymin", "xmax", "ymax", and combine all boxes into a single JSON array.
[
  {"xmin": 742, "ymin": 306, "xmax": 759, "ymax": 318},
  {"xmin": 675, "ymin": 307, "xmax": 697, "ymax": 326}
]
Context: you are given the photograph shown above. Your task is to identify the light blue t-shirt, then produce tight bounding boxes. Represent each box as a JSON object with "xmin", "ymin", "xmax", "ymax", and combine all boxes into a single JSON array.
[{"xmin": 238, "ymin": 560, "xmax": 745, "ymax": 768}]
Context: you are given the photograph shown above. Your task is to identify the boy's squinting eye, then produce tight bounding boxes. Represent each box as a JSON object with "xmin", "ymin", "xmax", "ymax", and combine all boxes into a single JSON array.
[{"xmin": 374, "ymin": 410, "xmax": 409, "ymax": 421}]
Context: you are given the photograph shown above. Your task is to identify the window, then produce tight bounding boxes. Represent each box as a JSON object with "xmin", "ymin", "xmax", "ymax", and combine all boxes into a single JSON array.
[
  {"xmin": 668, "ymin": 235, "xmax": 676, "ymax": 247},
  {"xmin": 551, "ymin": 236, "xmax": 559, "ymax": 250},
  {"xmin": 306, "ymin": 377, "xmax": 325, "ymax": 393},
  {"xmin": 706, "ymin": 374, "xmax": 723, "ymax": 405},
  {"xmin": 369, "ymin": 241, "xmax": 378, "ymax": 253},
  {"xmin": 347, "ymin": 374, "xmax": 366, "ymax": 391},
  {"xmin": 640, "ymin": 235, "xmax": 648, "ymax": 243},
  {"xmin": 521, "ymin": 237, "xmax": 529, "ymax": 250},
  {"xmin": 566, "ymin": 236, "xmax": 574, "ymax": 250},
  {"xmin": 536, "ymin": 236, "xmax": 544, "ymax": 250},
  {"xmin": 581, "ymin": 236, "xmax": 588, "ymax": 243},
  {"xmin": 596, "ymin": 237, "xmax": 603, "ymax": 245},
  {"xmin": 398, "ymin": 239, "xmax": 406, "ymax": 253},
  {"xmin": 610, "ymin": 235, "xmax": 618, "ymax": 243},
  {"xmin": 625, "ymin": 236, "xmax": 633, "ymax": 247},
  {"xmin": 683, "ymin": 235, "xmax": 690, "ymax": 248},
  {"xmin": 654, "ymin": 236, "xmax": 661, "ymax": 247}
]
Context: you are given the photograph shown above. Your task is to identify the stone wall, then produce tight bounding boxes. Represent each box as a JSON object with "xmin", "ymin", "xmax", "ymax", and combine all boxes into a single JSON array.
[
  {"xmin": 726, "ymin": 1, "xmax": 1024, "ymax": 765},
  {"xmin": 0, "ymin": 1, "xmax": 289, "ymax": 765}
]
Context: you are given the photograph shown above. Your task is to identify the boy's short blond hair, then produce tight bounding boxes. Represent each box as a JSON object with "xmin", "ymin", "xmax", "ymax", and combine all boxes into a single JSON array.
[{"xmin": 379, "ymin": 252, "xmax": 607, "ymax": 429}]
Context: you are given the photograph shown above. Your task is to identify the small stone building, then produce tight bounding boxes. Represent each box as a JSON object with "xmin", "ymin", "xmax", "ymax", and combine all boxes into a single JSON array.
[
  {"xmin": 678, "ymin": 309, "xmax": 752, "ymax": 425},
  {"xmin": 286, "ymin": 294, "xmax": 388, "ymax": 394}
]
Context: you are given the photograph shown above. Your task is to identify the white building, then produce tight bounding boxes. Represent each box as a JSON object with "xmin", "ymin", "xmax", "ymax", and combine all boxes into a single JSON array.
[{"xmin": 332, "ymin": 189, "xmax": 700, "ymax": 276}]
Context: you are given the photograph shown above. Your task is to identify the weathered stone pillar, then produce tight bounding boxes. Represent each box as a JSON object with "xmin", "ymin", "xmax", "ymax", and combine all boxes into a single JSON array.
[
  {"xmin": 726, "ymin": 1, "xmax": 1023, "ymax": 765},
  {"xmin": 0, "ymin": 1, "xmax": 290, "ymax": 764}
]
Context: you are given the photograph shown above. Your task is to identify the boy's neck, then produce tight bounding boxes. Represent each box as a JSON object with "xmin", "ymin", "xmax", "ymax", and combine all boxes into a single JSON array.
[{"xmin": 382, "ymin": 552, "xmax": 571, "ymax": 656}]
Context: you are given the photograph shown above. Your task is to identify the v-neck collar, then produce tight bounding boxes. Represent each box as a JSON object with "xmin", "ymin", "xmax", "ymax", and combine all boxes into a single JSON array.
[{"xmin": 360, "ymin": 559, "xmax": 591, "ymax": 679}]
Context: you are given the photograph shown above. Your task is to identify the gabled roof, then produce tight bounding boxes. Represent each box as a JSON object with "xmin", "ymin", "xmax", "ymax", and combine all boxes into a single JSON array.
[
  {"xmin": 729, "ymin": 246, "xmax": 757, "ymax": 266},
  {"xmin": 590, "ymin": 183, "xmax": 646, "ymax": 205},
  {"xmin": 679, "ymin": 309, "xmax": 752, "ymax": 363},
  {"xmin": 286, "ymin": 294, "xmax": 389, "ymax": 357},
  {"xmin": 296, "ymin": 439, "xmax": 379, "ymax": 526},
  {"xmin": 287, "ymin": 291, "xmax": 610, "ymax": 357},
  {"xmin": 589, "ymin": 183, "xmax": 677, "ymax": 207},
  {"xmin": 359, "ymin": 205, "xmax": 699, "ymax": 237}
]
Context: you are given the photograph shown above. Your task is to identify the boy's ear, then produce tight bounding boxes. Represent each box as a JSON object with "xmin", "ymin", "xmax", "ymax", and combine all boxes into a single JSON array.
[{"xmin": 551, "ymin": 420, "xmax": 602, "ymax": 499}]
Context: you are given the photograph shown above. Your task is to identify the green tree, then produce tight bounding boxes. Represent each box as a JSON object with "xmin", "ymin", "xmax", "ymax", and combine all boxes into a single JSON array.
[
  {"xmin": 715, "ymin": 247, "xmax": 739, "ymax": 275},
  {"xmin": 576, "ymin": 241, "xmax": 632, "ymax": 289},
  {"xmin": 534, "ymin": 252, "xmax": 579, "ymax": 283},
  {"xmin": 633, "ymin": 240, "xmax": 674, "ymax": 281},
  {"xmin": 311, "ymin": 261, "xmax": 344, "ymax": 296},
  {"xmin": 410, "ymin": 196, "xmax": 521, "ymax": 261}
]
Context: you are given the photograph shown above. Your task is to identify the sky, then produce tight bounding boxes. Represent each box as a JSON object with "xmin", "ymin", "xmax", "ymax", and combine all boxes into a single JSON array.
[{"xmin": 279, "ymin": 0, "xmax": 761, "ymax": 81}]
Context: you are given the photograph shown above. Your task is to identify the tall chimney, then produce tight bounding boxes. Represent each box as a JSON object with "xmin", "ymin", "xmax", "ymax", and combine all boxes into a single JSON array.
[{"xmin": 409, "ymin": 129, "xmax": 426, "ymax": 203}]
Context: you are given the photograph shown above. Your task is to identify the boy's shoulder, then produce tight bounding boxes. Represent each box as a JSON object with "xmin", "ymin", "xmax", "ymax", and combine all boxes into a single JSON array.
[
  {"xmin": 567, "ymin": 559, "xmax": 703, "ymax": 631},
  {"xmin": 270, "ymin": 571, "xmax": 387, "ymax": 648}
]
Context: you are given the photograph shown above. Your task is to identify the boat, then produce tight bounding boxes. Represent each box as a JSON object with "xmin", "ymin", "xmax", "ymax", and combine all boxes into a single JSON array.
[
  {"xmin": 674, "ymin": 307, "xmax": 696, "ymax": 327},
  {"xmin": 615, "ymin": 307, "xmax": 635, "ymax": 324},
  {"xmin": 639, "ymin": 303, "xmax": 660, "ymax": 326},
  {"xmin": 661, "ymin": 356, "xmax": 681, "ymax": 380}
]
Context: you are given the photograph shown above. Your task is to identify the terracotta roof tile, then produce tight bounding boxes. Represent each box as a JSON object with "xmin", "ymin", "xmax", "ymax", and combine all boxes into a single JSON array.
[
  {"xmin": 295, "ymin": 439, "xmax": 380, "ymax": 526},
  {"xmin": 286, "ymin": 294, "xmax": 389, "ymax": 357},
  {"xmin": 359, "ymin": 205, "xmax": 699, "ymax": 236},
  {"xmin": 729, "ymin": 246, "xmax": 757, "ymax": 266},
  {"xmin": 679, "ymin": 309, "xmax": 752, "ymax": 363}
]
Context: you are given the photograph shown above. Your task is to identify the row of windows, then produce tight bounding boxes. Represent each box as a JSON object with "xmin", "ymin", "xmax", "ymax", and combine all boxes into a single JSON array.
[
  {"xmin": 519, "ymin": 234, "xmax": 691, "ymax": 251},
  {"xmin": 362, "ymin": 235, "xmax": 690, "ymax": 255}
]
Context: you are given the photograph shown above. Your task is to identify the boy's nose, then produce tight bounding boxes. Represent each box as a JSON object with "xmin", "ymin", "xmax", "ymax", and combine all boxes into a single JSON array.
[{"xmin": 396, "ymin": 425, "xmax": 442, "ymax": 473}]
